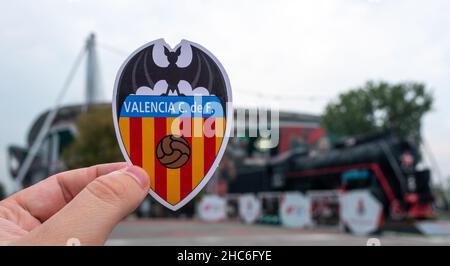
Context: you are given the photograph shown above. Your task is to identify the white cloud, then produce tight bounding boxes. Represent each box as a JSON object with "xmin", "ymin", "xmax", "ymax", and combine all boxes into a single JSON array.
[
  {"xmin": 135, "ymin": 81, "xmax": 210, "ymax": 96},
  {"xmin": 178, "ymin": 81, "xmax": 210, "ymax": 96},
  {"xmin": 135, "ymin": 81, "xmax": 168, "ymax": 96}
]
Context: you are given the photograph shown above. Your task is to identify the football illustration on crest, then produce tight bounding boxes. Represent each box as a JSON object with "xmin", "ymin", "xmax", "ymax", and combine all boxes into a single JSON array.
[
  {"xmin": 156, "ymin": 135, "xmax": 191, "ymax": 169},
  {"xmin": 112, "ymin": 39, "xmax": 232, "ymax": 210}
]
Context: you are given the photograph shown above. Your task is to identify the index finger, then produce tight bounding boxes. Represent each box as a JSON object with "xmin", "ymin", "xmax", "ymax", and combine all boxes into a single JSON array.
[{"xmin": 8, "ymin": 162, "xmax": 128, "ymax": 225}]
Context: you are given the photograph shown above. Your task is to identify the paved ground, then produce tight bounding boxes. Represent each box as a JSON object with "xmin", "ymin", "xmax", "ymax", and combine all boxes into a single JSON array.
[{"xmin": 106, "ymin": 219, "xmax": 450, "ymax": 246}]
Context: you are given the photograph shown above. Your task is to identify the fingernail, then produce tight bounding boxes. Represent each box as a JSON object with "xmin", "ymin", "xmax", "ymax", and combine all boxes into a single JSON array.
[{"xmin": 121, "ymin": 166, "xmax": 150, "ymax": 189}]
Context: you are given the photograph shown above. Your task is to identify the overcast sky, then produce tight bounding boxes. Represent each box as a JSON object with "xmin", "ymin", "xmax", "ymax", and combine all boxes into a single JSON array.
[{"xmin": 1, "ymin": 0, "xmax": 450, "ymax": 193}]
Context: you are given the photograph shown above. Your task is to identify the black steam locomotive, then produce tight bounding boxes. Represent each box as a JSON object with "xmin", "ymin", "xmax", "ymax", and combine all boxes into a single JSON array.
[{"xmin": 229, "ymin": 132, "xmax": 434, "ymax": 221}]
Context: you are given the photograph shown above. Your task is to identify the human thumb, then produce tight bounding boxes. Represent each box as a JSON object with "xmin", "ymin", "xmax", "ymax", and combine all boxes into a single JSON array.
[{"xmin": 15, "ymin": 166, "xmax": 150, "ymax": 245}]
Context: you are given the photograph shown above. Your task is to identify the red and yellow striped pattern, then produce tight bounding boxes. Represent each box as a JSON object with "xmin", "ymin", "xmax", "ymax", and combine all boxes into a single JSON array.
[{"xmin": 119, "ymin": 116, "xmax": 225, "ymax": 206}]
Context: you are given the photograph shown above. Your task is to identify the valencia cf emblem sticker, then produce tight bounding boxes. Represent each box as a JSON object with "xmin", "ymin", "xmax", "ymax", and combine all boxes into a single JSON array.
[{"xmin": 112, "ymin": 39, "xmax": 232, "ymax": 210}]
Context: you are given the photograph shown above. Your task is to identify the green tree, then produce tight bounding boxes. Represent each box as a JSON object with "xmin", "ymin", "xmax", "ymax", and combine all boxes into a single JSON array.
[
  {"xmin": 63, "ymin": 106, "xmax": 123, "ymax": 169},
  {"xmin": 322, "ymin": 81, "xmax": 433, "ymax": 142}
]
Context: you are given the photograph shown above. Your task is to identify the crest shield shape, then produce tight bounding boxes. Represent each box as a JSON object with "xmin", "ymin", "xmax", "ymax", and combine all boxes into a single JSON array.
[{"xmin": 112, "ymin": 39, "xmax": 232, "ymax": 210}]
